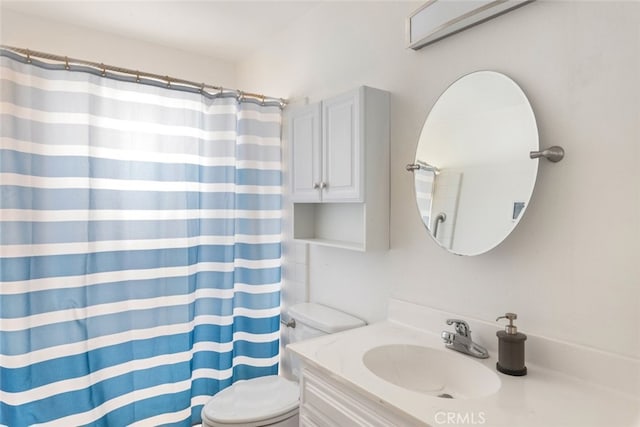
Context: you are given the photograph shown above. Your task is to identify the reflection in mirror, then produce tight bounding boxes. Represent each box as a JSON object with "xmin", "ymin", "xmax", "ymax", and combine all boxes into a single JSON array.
[{"xmin": 414, "ymin": 71, "xmax": 539, "ymax": 256}]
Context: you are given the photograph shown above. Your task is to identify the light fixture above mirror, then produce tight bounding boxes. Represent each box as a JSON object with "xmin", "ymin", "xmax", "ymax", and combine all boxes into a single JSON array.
[{"xmin": 406, "ymin": 0, "xmax": 535, "ymax": 50}]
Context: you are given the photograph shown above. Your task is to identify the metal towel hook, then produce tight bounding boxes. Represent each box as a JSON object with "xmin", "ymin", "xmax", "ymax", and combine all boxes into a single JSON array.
[
  {"xmin": 433, "ymin": 212, "xmax": 447, "ymax": 239},
  {"xmin": 530, "ymin": 146, "xmax": 565, "ymax": 163}
]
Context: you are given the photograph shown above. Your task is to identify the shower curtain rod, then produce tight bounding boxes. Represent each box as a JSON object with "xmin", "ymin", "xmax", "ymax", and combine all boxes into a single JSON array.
[{"xmin": 0, "ymin": 45, "xmax": 288, "ymax": 108}]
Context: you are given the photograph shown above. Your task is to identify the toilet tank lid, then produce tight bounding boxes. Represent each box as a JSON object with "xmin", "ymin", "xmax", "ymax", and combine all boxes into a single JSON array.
[{"xmin": 288, "ymin": 303, "xmax": 366, "ymax": 333}]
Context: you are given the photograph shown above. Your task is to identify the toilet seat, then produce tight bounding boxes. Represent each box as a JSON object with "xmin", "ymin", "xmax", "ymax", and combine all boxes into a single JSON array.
[{"xmin": 201, "ymin": 376, "xmax": 299, "ymax": 427}]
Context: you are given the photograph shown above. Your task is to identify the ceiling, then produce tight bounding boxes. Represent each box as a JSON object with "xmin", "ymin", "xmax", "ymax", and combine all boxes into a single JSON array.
[{"xmin": 1, "ymin": 1, "xmax": 323, "ymax": 62}]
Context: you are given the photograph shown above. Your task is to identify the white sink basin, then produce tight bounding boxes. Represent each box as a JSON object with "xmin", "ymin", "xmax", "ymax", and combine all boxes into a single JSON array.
[{"xmin": 362, "ymin": 344, "xmax": 501, "ymax": 399}]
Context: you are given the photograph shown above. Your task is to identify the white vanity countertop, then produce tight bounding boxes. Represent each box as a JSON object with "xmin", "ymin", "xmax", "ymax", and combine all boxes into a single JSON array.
[{"xmin": 288, "ymin": 320, "xmax": 640, "ymax": 427}]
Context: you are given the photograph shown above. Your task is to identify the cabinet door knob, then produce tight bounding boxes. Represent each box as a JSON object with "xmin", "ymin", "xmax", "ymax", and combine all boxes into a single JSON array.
[
  {"xmin": 320, "ymin": 182, "xmax": 327, "ymax": 189},
  {"xmin": 313, "ymin": 182, "xmax": 320, "ymax": 189}
]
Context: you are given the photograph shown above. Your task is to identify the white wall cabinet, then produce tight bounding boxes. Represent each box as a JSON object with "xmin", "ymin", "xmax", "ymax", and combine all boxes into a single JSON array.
[
  {"xmin": 290, "ymin": 89, "xmax": 363, "ymax": 202},
  {"xmin": 289, "ymin": 103, "xmax": 323, "ymax": 202},
  {"xmin": 288, "ymin": 86, "xmax": 389, "ymax": 251},
  {"xmin": 299, "ymin": 365, "xmax": 421, "ymax": 427}
]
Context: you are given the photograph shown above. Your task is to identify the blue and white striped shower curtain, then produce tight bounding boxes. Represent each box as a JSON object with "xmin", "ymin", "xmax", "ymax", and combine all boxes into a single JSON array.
[{"xmin": 0, "ymin": 51, "xmax": 282, "ymax": 426}]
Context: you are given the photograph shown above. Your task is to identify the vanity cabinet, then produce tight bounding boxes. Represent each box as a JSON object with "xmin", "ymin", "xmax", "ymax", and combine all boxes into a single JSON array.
[
  {"xmin": 288, "ymin": 86, "xmax": 389, "ymax": 251},
  {"xmin": 299, "ymin": 366, "xmax": 421, "ymax": 427}
]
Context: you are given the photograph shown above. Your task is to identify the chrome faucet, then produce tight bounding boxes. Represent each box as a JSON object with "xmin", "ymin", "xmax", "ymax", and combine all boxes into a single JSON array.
[{"xmin": 441, "ymin": 319, "xmax": 489, "ymax": 359}]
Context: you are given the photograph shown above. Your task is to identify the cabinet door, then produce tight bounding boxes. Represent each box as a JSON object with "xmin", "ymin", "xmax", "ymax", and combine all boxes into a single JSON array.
[
  {"xmin": 300, "ymin": 366, "xmax": 419, "ymax": 427},
  {"xmin": 322, "ymin": 89, "xmax": 363, "ymax": 202},
  {"xmin": 289, "ymin": 103, "xmax": 322, "ymax": 202}
]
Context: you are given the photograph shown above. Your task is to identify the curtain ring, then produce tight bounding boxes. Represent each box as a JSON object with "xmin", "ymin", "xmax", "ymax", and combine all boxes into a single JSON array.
[
  {"xmin": 166, "ymin": 76, "xmax": 171, "ymax": 88},
  {"xmin": 26, "ymin": 49, "xmax": 32, "ymax": 64},
  {"xmin": 100, "ymin": 63, "xmax": 106, "ymax": 77},
  {"xmin": 64, "ymin": 56, "xmax": 70, "ymax": 70},
  {"xmin": 136, "ymin": 71, "xmax": 140, "ymax": 83},
  {"xmin": 237, "ymin": 91, "xmax": 244, "ymax": 103},
  {"xmin": 200, "ymin": 83, "xmax": 205, "ymax": 94},
  {"xmin": 260, "ymin": 95, "xmax": 265, "ymax": 106}
]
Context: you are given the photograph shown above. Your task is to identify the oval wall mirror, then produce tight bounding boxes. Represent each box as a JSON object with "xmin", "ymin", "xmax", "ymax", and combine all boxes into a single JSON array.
[{"xmin": 412, "ymin": 71, "xmax": 539, "ymax": 256}]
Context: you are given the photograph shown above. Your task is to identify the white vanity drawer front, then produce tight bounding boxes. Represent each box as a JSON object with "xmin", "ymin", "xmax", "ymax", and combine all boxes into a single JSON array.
[
  {"xmin": 301, "ymin": 376, "xmax": 374, "ymax": 426},
  {"xmin": 300, "ymin": 404, "xmax": 336, "ymax": 427},
  {"xmin": 301, "ymin": 366, "xmax": 417, "ymax": 427}
]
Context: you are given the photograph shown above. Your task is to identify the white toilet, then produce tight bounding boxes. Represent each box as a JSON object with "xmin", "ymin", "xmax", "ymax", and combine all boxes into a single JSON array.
[{"xmin": 200, "ymin": 303, "xmax": 366, "ymax": 427}]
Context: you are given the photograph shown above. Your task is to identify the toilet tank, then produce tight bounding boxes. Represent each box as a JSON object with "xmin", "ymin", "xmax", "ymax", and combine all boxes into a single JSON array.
[{"xmin": 281, "ymin": 303, "xmax": 365, "ymax": 379}]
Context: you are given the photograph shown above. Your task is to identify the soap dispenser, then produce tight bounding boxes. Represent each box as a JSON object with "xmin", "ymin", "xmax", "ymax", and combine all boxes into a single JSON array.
[{"xmin": 496, "ymin": 313, "xmax": 527, "ymax": 376}]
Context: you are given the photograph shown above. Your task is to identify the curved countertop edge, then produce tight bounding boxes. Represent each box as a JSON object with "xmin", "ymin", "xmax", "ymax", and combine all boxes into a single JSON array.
[{"xmin": 287, "ymin": 321, "xmax": 640, "ymax": 427}]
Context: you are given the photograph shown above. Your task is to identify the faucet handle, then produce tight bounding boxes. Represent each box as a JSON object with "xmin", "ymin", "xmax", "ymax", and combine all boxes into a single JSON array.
[
  {"xmin": 446, "ymin": 319, "xmax": 470, "ymax": 336},
  {"xmin": 441, "ymin": 330, "xmax": 454, "ymax": 344}
]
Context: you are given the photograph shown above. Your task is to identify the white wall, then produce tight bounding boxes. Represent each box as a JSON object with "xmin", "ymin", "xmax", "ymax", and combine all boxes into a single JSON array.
[
  {"xmin": 238, "ymin": 1, "xmax": 640, "ymax": 360},
  {"xmin": 1, "ymin": 9, "xmax": 237, "ymax": 88}
]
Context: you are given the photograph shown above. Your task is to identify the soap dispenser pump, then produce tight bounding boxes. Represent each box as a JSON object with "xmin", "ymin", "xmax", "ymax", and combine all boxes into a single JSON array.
[{"xmin": 496, "ymin": 313, "xmax": 527, "ymax": 376}]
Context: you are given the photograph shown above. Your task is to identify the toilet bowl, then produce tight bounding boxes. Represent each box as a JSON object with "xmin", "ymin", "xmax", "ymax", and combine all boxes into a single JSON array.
[
  {"xmin": 200, "ymin": 303, "xmax": 365, "ymax": 427},
  {"xmin": 201, "ymin": 376, "xmax": 299, "ymax": 427}
]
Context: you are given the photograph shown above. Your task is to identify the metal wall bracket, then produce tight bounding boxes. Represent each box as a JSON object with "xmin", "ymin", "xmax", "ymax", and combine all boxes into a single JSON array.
[
  {"xmin": 530, "ymin": 146, "xmax": 565, "ymax": 163},
  {"xmin": 406, "ymin": 162, "xmax": 440, "ymax": 173}
]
